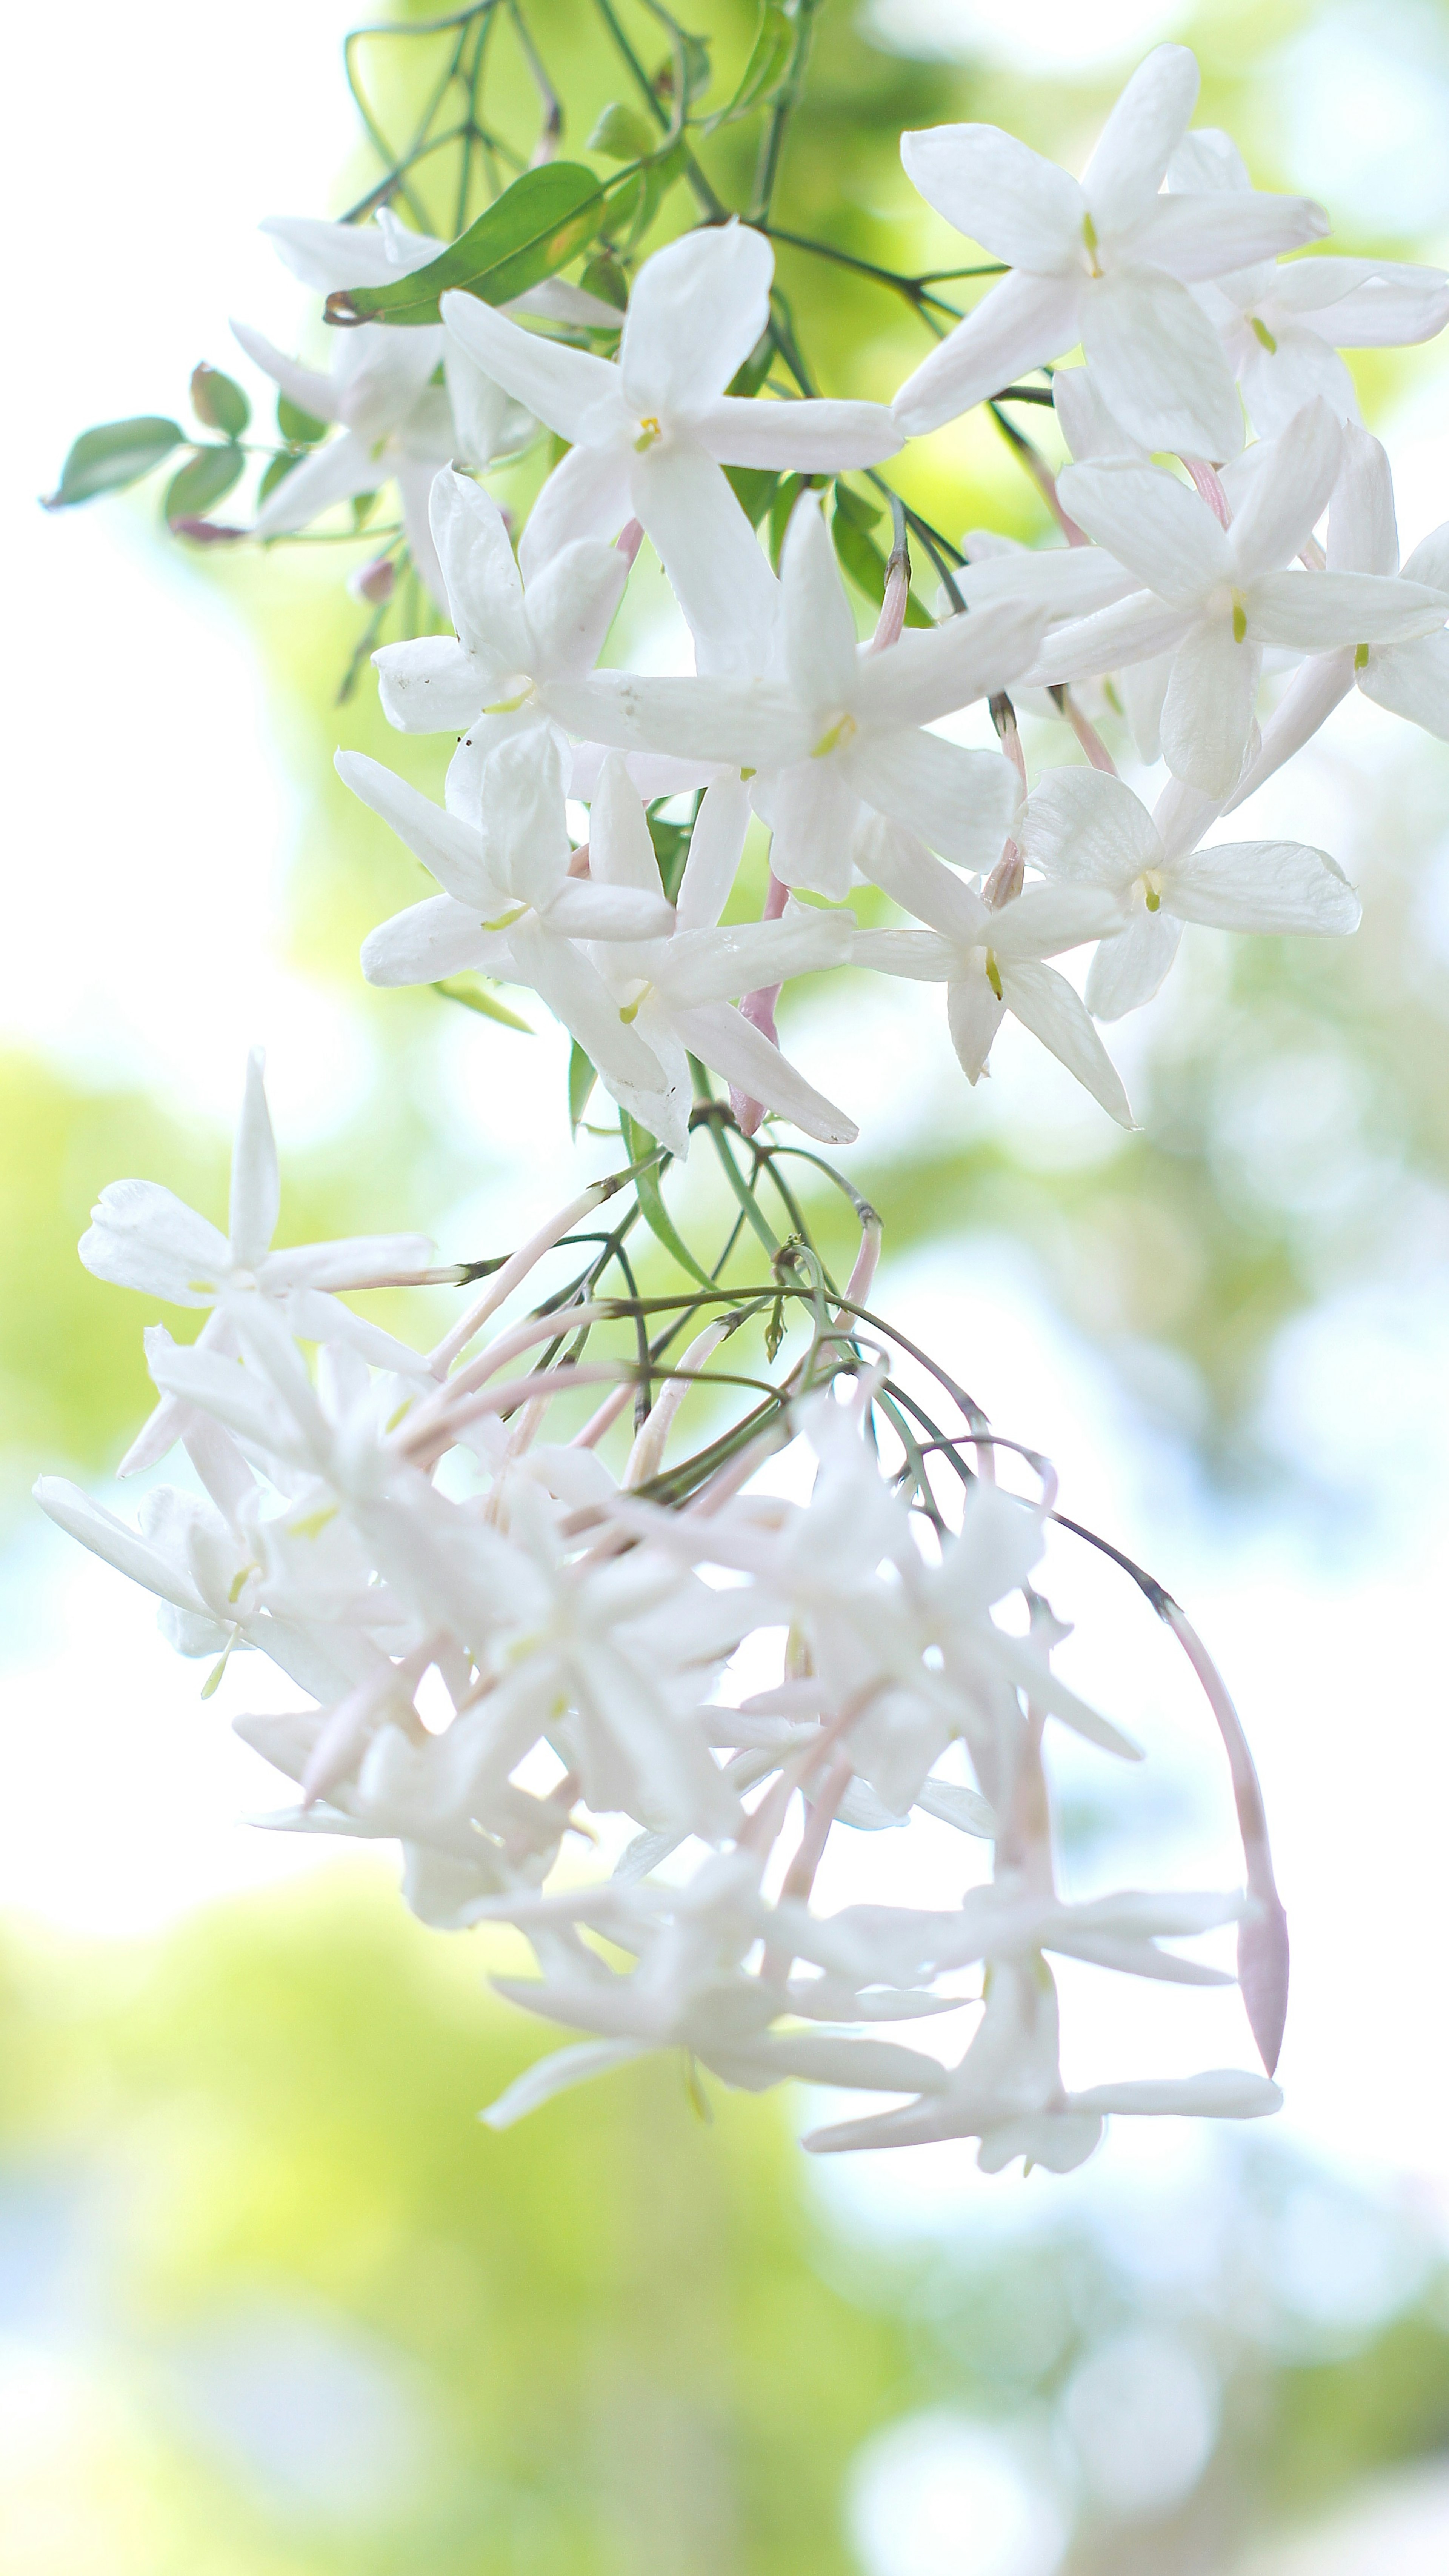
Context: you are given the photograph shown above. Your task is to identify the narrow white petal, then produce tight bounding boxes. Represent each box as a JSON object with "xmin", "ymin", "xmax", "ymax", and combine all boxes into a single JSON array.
[
  {"xmin": 1358, "ymin": 633, "xmax": 1449, "ymax": 738},
  {"xmin": 482, "ymin": 2038, "xmax": 648, "ymax": 2128},
  {"xmin": 631, "ymin": 440, "xmax": 781, "ymax": 677},
  {"xmin": 674, "ymin": 1000, "xmax": 858, "ymax": 1144},
  {"xmin": 229, "ymin": 1049, "xmax": 279, "ymax": 1269},
  {"xmin": 429, "ymin": 466, "xmax": 527, "ymax": 663},
  {"xmin": 33, "ymin": 1478, "xmax": 205, "ymax": 1614},
  {"xmin": 335, "ymin": 749, "xmax": 488, "ymax": 904},
  {"xmin": 946, "ymin": 965, "xmax": 1006, "ymax": 1078},
  {"xmin": 988, "ymin": 882, "xmax": 1128, "ymax": 960},
  {"xmin": 517, "ymin": 443, "xmax": 634, "ymax": 578},
  {"xmin": 892, "ymin": 272, "xmax": 1083, "ymax": 437},
  {"xmin": 694, "ymin": 392, "xmax": 900, "ymax": 470},
  {"xmin": 545, "ymin": 671, "xmax": 807, "ymax": 770},
  {"xmin": 778, "ymin": 495, "xmax": 859, "ymax": 711},
  {"xmin": 620, "ymin": 222, "xmax": 772, "ymax": 412},
  {"xmin": 1000, "ymin": 959, "xmax": 1134, "ymax": 1124},
  {"xmin": 855, "ymin": 814, "xmax": 990, "ymax": 940},
  {"xmin": 229, "ymin": 320, "xmax": 338, "ymax": 423},
  {"xmin": 1160, "ymin": 621, "xmax": 1262, "ymax": 795},
  {"xmin": 361, "ymin": 894, "xmax": 501, "ymax": 987},
  {"xmin": 1026, "ymin": 594, "xmax": 1194, "ymax": 687},
  {"xmin": 80, "ymin": 1180, "xmax": 231, "ymax": 1304},
  {"xmin": 440, "ymin": 291, "xmax": 620, "ymax": 442},
  {"xmin": 900, "ymin": 124, "xmax": 1085, "ymax": 272},
  {"xmin": 845, "ymin": 733, "xmax": 1018, "ymax": 869},
  {"xmin": 760, "ymin": 758, "xmax": 862, "ymax": 900},
  {"xmin": 1247, "ymin": 569, "xmax": 1447, "ymax": 649},
  {"xmin": 852, "ymin": 595, "xmax": 1048, "ymax": 727},
  {"xmin": 1081, "ymin": 43, "xmax": 1198, "ymax": 237},
  {"xmin": 675, "ymin": 775, "xmax": 751, "ymax": 932},
  {"xmin": 1166, "ymin": 837, "xmax": 1360, "ymax": 935},
  {"xmin": 1327, "ymin": 423, "xmax": 1398, "ymax": 577},
  {"xmin": 1020, "ymin": 765, "xmax": 1161, "ymax": 887},
  {"xmin": 508, "ymin": 917, "xmax": 666, "ymax": 1087},
  {"xmin": 588, "ymin": 754, "xmax": 663, "ymax": 894},
  {"xmin": 1056, "ymin": 461, "xmax": 1230, "ymax": 605},
  {"xmin": 658, "ymin": 911, "xmax": 852, "ymax": 1007},
  {"xmin": 1071, "ymin": 2070, "xmax": 1282, "ymax": 2118},
  {"xmin": 1139, "ymin": 189, "xmax": 1328, "ymax": 285},
  {"xmin": 252, "ymin": 430, "xmax": 378, "ymax": 536},
  {"xmin": 1082, "ymin": 266, "xmax": 1244, "ymax": 461},
  {"xmin": 524, "ymin": 538, "xmax": 630, "ymax": 678},
  {"xmin": 1228, "ymin": 396, "xmax": 1341, "ymax": 584},
  {"xmin": 1226, "ymin": 650, "xmax": 1354, "ymax": 807},
  {"xmin": 1084, "ymin": 908, "xmax": 1183, "ymax": 1018},
  {"xmin": 374, "ymin": 635, "xmax": 483, "ymax": 734}
]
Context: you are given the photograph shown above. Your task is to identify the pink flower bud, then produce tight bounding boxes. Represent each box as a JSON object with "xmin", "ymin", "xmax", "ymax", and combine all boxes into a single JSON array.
[{"xmin": 349, "ymin": 555, "xmax": 396, "ymax": 604}]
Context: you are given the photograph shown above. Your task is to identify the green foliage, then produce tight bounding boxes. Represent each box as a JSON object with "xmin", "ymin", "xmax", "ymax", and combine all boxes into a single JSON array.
[
  {"xmin": 706, "ymin": 0, "xmax": 796, "ymax": 128},
  {"xmin": 164, "ymin": 443, "xmax": 245, "ymax": 525},
  {"xmin": 44, "ymin": 415, "xmax": 184, "ymax": 507},
  {"xmin": 277, "ymin": 392, "xmax": 328, "ymax": 444},
  {"xmin": 431, "ymin": 975, "xmax": 535, "ymax": 1033},
  {"xmin": 190, "ymin": 364, "xmax": 251, "ymax": 438},
  {"xmin": 568, "ymin": 1039, "xmax": 598, "ymax": 1133},
  {"xmin": 331, "ymin": 162, "xmax": 614, "ymax": 326},
  {"xmin": 587, "ymin": 99, "xmax": 656, "ymax": 159}
]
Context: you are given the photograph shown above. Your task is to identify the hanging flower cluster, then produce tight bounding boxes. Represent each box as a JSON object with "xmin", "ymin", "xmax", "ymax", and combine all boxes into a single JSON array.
[{"xmin": 40, "ymin": 34, "xmax": 1449, "ymax": 2166}]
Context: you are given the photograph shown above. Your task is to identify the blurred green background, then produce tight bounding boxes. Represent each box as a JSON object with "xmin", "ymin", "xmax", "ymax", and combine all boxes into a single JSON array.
[{"xmin": 6, "ymin": 0, "xmax": 1449, "ymax": 2568}]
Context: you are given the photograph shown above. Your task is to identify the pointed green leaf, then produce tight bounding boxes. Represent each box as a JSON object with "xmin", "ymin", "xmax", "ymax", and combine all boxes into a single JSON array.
[
  {"xmin": 432, "ymin": 977, "xmax": 534, "ymax": 1033},
  {"xmin": 191, "ymin": 364, "xmax": 250, "ymax": 439},
  {"xmin": 725, "ymin": 465, "xmax": 778, "ymax": 529},
  {"xmin": 706, "ymin": 2, "xmax": 794, "ymax": 129},
  {"xmin": 258, "ymin": 450, "xmax": 300, "ymax": 505},
  {"xmin": 622, "ymin": 1116, "xmax": 715, "ymax": 1289},
  {"xmin": 588, "ymin": 103, "xmax": 655, "ymax": 161},
  {"xmin": 44, "ymin": 416, "xmax": 185, "ymax": 509},
  {"xmin": 568, "ymin": 1041, "xmax": 598, "ymax": 1133},
  {"xmin": 165, "ymin": 444, "xmax": 245, "ymax": 525},
  {"xmin": 278, "ymin": 392, "xmax": 328, "ymax": 444},
  {"xmin": 328, "ymin": 165, "xmax": 609, "ymax": 328}
]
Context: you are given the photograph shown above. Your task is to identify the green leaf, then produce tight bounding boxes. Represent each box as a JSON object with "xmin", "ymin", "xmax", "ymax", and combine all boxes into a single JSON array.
[
  {"xmin": 257, "ymin": 451, "xmax": 299, "ymax": 505},
  {"xmin": 278, "ymin": 392, "xmax": 328, "ymax": 445},
  {"xmin": 568, "ymin": 1041, "xmax": 598, "ymax": 1134},
  {"xmin": 587, "ymin": 102, "xmax": 655, "ymax": 161},
  {"xmin": 831, "ymin": 481, "xmax": 883, "ymax": 532},
  {"xmin": 44, "ymin": 415, "xmax": 185, "ymax": 509},
  {"xmin": 646, "ymin": 811, "xmax": 693, "ymax": 902},
  {"xmin": 830, "ymin": 510, "xmax": 932, "ymax": 624},
  {"xmin": 164, "ymin": 444, "xmax": 245, "ymax": 524},
  {"xmin": 726, "ymin": 333, "xmax": 774, "ymax": 401},
  {"xmin": 329, "ymin": 165, "xmax": 609, "ymax": 328},
  {"xmin": 725, "ymin": 465, "xmax": 778, "ymax": 529},
  {"xmin": 621, "ymin": 1116, "xmax": 715, "ymax": 1289},
  {"xmin": 433, "ymin": 977, "xmax": 534, "ymax": 1032},
  {"xmin": 191, "ymin": 364, "xmax": 250, "ymax": 438},
  {"xmin": 351, "ymin": 491, "xmax": 381, "ymax": 531},
  {"xmin": 769, "ymin": 473, "xmax": 807, "ymax": 568},
  {"xmin": 578, "ymin": 249, "xmax": 630, "ymax": 312},
  {"xmin": 706, "ymin": 1, "xmax": 794, "ymax": 128}
]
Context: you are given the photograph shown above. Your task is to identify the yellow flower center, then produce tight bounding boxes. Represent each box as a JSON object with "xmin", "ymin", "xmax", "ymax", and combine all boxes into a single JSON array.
[
  {"xmin": 1141, "ymin": 869, "xmax": 1163, "ymax": 914},
  {"xmin": 810, "ymin": 710, "xmax": 857, "ymax": 758},
  {"xmin": 984, "ymin": 949, "xmax": 1004, "ymax": 1001},
  {"xmin": 482, "ymin": 674, "xmax": 536, "ymax": 714},
  {"xmin": 1081, "ymin": 211, "xmax": 1103, "ymax": 278},
  {"xmin": 633, "ymin": 415, "xmax": 663, "ymax": 451},
  {"xmin": 1231, "ymin": 594, "xmax": 1249, "ymax": 643}
]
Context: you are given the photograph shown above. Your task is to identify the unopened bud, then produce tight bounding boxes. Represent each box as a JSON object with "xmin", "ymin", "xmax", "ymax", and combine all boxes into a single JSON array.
[
  {"xmin": 349, "ymin": 555, "xmax": 396, "ymax": 605},
  {"xmin": 170, "ymin": 516, "xmax": 247, "ymax": 545}
]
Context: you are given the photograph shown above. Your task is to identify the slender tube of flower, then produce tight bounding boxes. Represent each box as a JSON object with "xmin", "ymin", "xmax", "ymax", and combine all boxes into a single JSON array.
[{"xmin": 1162, "ymin": 1602, "xmax": 1289, "ymax": 2076}]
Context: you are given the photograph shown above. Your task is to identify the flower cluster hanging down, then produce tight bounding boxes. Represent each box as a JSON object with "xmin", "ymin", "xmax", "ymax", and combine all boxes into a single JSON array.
[{"xmin": 40, "ymin": 36, "xmax": 1449, "ymax": 2166}]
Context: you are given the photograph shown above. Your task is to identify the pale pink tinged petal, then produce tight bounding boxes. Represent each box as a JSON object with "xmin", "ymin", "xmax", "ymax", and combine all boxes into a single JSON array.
[
  {"xmin": 674, "ymin": 1000, "xmax": 857, "ymax": 1144},
  {"xmin": 1400, "ymin": 524, "xmax": 1449, "ymax": 593},
  {"xmin": 1121, "ymin": 652, "xmax": 1171, "ymax": 762},
  {"xmin": 1138, "ymin": 189, "xmax": 1329, "ymax": 284},
  {"xmin": 987, "ymin": 881, "xmax": 1128, "ymax": 959},
  {"xmin": 1072, "ymin": 2070, "xmax": 1281, "ymax": 2118},
  {"xmin": 544, "ymin": 671, "xmax": 807, "ymax": 769},
  {"xmin": 229, "ymin": 321, "xmax": 338, "ymax": 423},
  {"xmin": 778, "ymin": 494, "xmax": 859, "ymax": 711},
  {"xmin": 1081, "ymin": 42, "xmax": 1199, "ymax": 236},
  {"xmin": 1083, "ymin": 266, "xmax": 1244, "ymax": 461},
  {"xmin": 1303, "ymin": 264, "xmax": 1449, "ymax": 344},
  {"xmin": 862, "ymin": 723, "xmax": 1017, "ymax": 849},
  {"xmin": 676, "ymin": 775, "xmax": 751, "ymax": 932},
  {"xmin": 335, "ymin": 749, "xmax": 488, "ymax": 905},
  {"xmin": 1160, "ymin": 620, "xmax": 1263, "ymax": 796},
  {"xmin": 1055, "ymin": 460, "xmax": 1230, "ymax": 604},
  {"xmin": 852, "ymin": 927, "xmax": 956, "ymax": 981},
  {"xmin": 1020, "ymin": 764, "xmax": 1161, "ymax": 887},
  {"xmin": 891, "ymin": 272, "xmax": 1084, "ymax": 437},
  {"xmin": 525, "ymin": 538, "xmax": 630, "ymax": 677},
  {"xmin": 1225, "ymin": 650, "xmax": 1354, "ymax": 808},
  {"xmin": 545, "ymin": 882, "xmax": 674, "ymax": 938},
  {"xmin": 1248, "ymin": 568, "xmax": 1447, "ymax": 649},
  {"xmin": 694, "ymin": 392, "xmax": 901, "ymax": 470},
  {"xmin": 998, "ymin": 959, "xmax": 1134, "ymax": 1124},
  {"xmin": 269, "ymin": 1230, "xmax": 433, "ymax": 1290},
  {"xmin": 32, "ymin": 1478, "xmax": 206, "ymax": 1615},
  {"xmin": 1084, "ymin": 908, "xmax": 1183, "ymax": 1018},
  {"xmin": 1358, "ymin": 634, "xmax": 1449, "ymax": 739},
  {"xmin": 428, "ymin": 466, "xmax": 526, "ymax": 663},
  {"xmin": 946, "ymin": 966, "xmax": 1007, "ymax": 1079},
  {"xmin": 361, "ymin": 894, "xmax": 498, "ymax": 986},
  {"xmin": 658, "ymin": 910, "xmax": 852, "ymax": 1008},
  {"xmin": 958, "ymin": 543, "xmax": 1138, "ymax": 617},
  {"xmin": 1026, "ymin": 594, "xmax": 1194, "ymax": 686},
  {"xmin": 587, "ymin": 754, "xmax": 663, "ymax": 893},
  {"xmin": 374, "ymin": 635, "xmax": 482, "ymax": 734},
  {"xmin": 507, "ymin": 917, "xmax": 665, "ymax": 1088},
  {"xmin": 1228, "ymin": 396, "xmax": 1341, "ymax": 583},
  {"xmin": 763, "ymin": 758, "xmax": 861, "ymax": 900},
  {"xmin": 1327, "ymin": 423, "xmax": 1398, "ymax": 576},
  {"xmin": 620, "ymin": 221, "xmax": 773, "ymax": 412},
  {"xmin": 1238, "ymin": 326, "xmax": 1357, "ymax": 443},
  {"xmin": 229, "ymin": 1050, "xmax": 280, "ymax": 1270},
  {"xmin": 443, "ymin": 340, "xmax": 534, "ymax": 468},
  {"xmin": 252, "ymin": 429, "xmax": 378, "ymax": 536},
  {"xmin": 80, "ymin": 1180, "xmax": 231, "ymax": 1303},
  {"xmin": 855, "ymin": 814, "xmax": 990, "ymax": 940},
  {"xmin": 631, "ymin": 439, "xmax": 781, "ymax": 678},
  {"xmin": 1166, "ymin": 838, "xmax": 1361, "ymax": 935},
  {"xmin": 853, "ymin": 596, "xmax": 1048, "ymax": 727},
  {"xmin": 900, "ymin": 123, "xmax": 1085, "ymax": 271},
  {"xmin": 439, "ymin": 291, "xmax": 621, "ymax": 443},
  {"xmin": 518, "ymin": 443, "xmax": 634, "ymax": 578}
]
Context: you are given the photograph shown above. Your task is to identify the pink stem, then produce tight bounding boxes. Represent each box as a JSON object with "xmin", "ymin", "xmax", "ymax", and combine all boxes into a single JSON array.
[
  {"xmin": 1181, "ymin": 457, "xmax": 1231, "ymax": 528},
  {"xmin": 1052, "ymin": 686, "xmax": 1118, "ymax": 774},
  {"xmin": 428, "ymin": 1174, "xmax": 636, "ymax": 1373},
  {"xmin": 1163, "ymin": 1602, "xmax": 1289, "ymax": 2076}
]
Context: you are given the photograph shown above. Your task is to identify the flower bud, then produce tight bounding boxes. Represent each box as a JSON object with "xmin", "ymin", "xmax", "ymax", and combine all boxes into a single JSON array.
[{"xmin": 349, "ymin": 555, "xmax": 396, "ymax": 605}]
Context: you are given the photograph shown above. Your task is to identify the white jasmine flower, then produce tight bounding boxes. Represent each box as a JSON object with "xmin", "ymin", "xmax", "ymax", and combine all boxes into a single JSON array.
[{"xmin": 892, "ymin": 45, "xmax": 1327, "ymax": 461}]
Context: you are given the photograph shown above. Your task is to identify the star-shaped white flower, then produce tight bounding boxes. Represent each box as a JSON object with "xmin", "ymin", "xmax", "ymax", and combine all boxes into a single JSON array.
[
  {"xmin": 1018, "ymin": 765, "xmax": 1361, "ymax": 1019},
  {"xmin": 1227, "ymin": 423, "xmax": 1449, "ymax": 806},
  {"xmin": 891, "ymin": 44, "xmax": 1327, "ymax": 460},
  {"xmin": 852, "ymin": 817, "xmax": 1133, "ymax": 1122},
  {"xmin": 1168, "ymin": 127, "xmax": 1449, "ymax": 437},
  {"xmin": 548, "ymin": 496, "xmax": 1042, "ymax": 899},
  {"xmin": 1028, "ymin": 398, "xmax": 1448, "ymax": 793},
  {"xmin": 440, "ymin": 220, "xmax": 900, "ymax": 669}
]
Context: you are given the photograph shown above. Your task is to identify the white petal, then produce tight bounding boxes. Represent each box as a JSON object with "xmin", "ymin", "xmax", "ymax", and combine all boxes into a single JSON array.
[
  {"xmin": 361, "ymin": 894, "xmax": 500, "ymax": 986},
  {"xmin": 443, "ymin": 339, "xmax": 535, "ymax": 467},
  {"xmin": 228, "ymin": 320, "xmax": 338, "ymax": 423},
  {"xmin": 482, "ymin": 2038, "xmax": 648, "ymax": 2128},
  {"xmin": 1306, "ymin": 264, "xmax": 1449, "ymax": 346},
  {"xmin": 263, "ymin": 211, "xmax": 445, "ymax": 290},
  {"xmin": 1327, "ymin": 423, "xmax": 1398, "ymax": 576},
  {"xmin": 999, "ymin": 959, "xmax": 1134, "ymax": 1124},
  {"xmin": 524, "ymin": 538, "xmax": 630, "ymax": 678},
  {"xmin": 674, "ymin": 1001, "xmax": 857, "ymax": 1144},
  {"xmin": 508, "ymin": 917, "xmax": 666, "ymax": 1088},
  {"xmin": 675, "ymin": 775, "xmax": 751, "ymax": 932},
  {"xmin": 900, "ymin": 124, "xmax": 1085, "ymax": 272},
  {"xmin": 439, "ymin": 291, "xmax": 620, "ymax": 443},
  {"xmin": 631, "ymin": 439, "xmax": 781, "ymax": 678},
  {"xmin": 855, "ymin": 815, "xmax": 989, "ymax": 940},
  {"xmin": 658, "ymin": 911, "xmax": 852, "ymax": 1007},
  {"xmin": 1247, "ymin": 569, "xmax": 1448, "ymax": 649},
  {"xmin": 620, "ymin": 222, "xmax": 773, "ymax": 412},
  {"xmin": 229, "ymin": 1050, "xmax": 279, "ymax": 1270},
  {"xmin": 1138, "ymin": 189, "xmax": 1328, "ymax": 284},
  {"xmin": 1055, "ymin": 460, "xmax": 1230, "ymax": 605},
  {"xmin": 1226, "ymin": 649, "xmax": 1354, "ymax": 807},
  {"xmin": 481, "ymin": 728, "xmax": 572, "ymax": 912},
  {"xmin": 852, "ymin": 929, "xmax": 955, "ymax": 983},
  {"xmin": 1121, "ymin": 652, "xmax": 1172, "ymax": 762},
  {"xmin": 1020, "ymin": 765, "xmax": 1161, "ymax": 887},
  {"xmin": 588, "ymin": 754, "xmax": 663, "ymax": 893},
  {"xmin": 374, "ymin": 635, "xmax": 483, "ymax": 734},
  {"xmin": 1081, "ymin": 43, "xmax": 1198, "ymax": 237},
  {"xmin": 335, "ymin": 749, "xmax": 488, "ymax": 905},
  {"xmin": 252, "ymin": 430, "xmax": 378, "ymax": 536},
  {"xmin": 892, "ymin": 272, "xmax": 1083, "ymax": 438},
  {"xmin": 429, "ymin": 467, "xmax": 526, "ymax": 664},
  {"xmin": 1357, "ymin": 634, "xmax": 1449, "ymax": 739},
  {"xmin": 1082, "ymin": 266, "xmax": 1244, "ymax": 461},
  {"xmin": 545, "ymin": 671, "xmax": 807, "ymax": 769},
  {"xmin": 518, "ymin": 442, "xmax": 634, "ymax": 577},
  {"xmin": 1398, "ymin": 523, "xmax": 1449, "ymax": 593},
  {"xmin": 1084, "ymin": 907, "xmax": 1183, "ymax": 1018},
  {"xmin": 1051, "ymin": 362, "xmax": 1146, "ymax": 462},
  {"xmin": 946, "ymin": 965, "xmax": 1006, "ymax": 1079},
  {"xmin": 760, "ymin": 758, "xmax": 861, "ymax": 900},
  {"xmin": 545, "ymin": 882, "xmax": 673, "ymax": 938},
  {"xmin": 987, "ymin": 882, "xmax": 1128, "ymax": 960},
  {"xmin": 1160, "ymin": 620, "xmax": 1262, "ymax": 795},
  {"xmin": 957, "ymin": 538, "xmax": 1138, "ymax": 616},
  {"xmin": 779, "ymin": 495, "xmax": 858, "ymax": 710},
  {"xmin": 844, "ymin": 733, "xmax": 1018, "ymax": 869},
  {"xmin": 852, "ymin": 596, "xmax": 1048, "ymax": 726},
  {"xmin": 1238, "ymin": 324, "xmax": 1357, "ymax": 442},
  {"xmin": 1071, "ymin": 2070, "xmax": 1282, "ymax": 2118},
  {"xmin": 80, "ymin": 1179, "xmax": 231, "ymax": 1304},
  {"xmin": 33, "ymin": 1478, "xmax": 206, "ymax": 1614},
  {"xmin": 1027, "ymin": 593, "xmax": 1195, "ymax": 686},
  {"xmin": 694, "ymin": 392, "xmax": 900, "ymax": 469},
  {"xmin": 1228, "ymin": 397, "xmax": 1341, "ymax": 583},
  {"xmin": 1166, "ymin": 837, "xmax": 1361, "ymax": 934}
]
